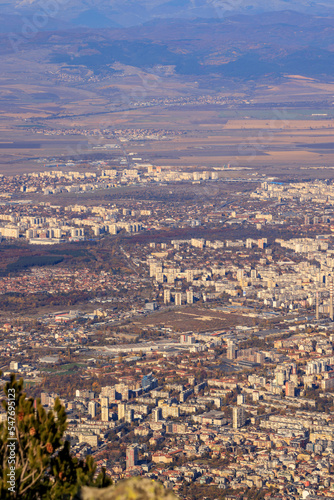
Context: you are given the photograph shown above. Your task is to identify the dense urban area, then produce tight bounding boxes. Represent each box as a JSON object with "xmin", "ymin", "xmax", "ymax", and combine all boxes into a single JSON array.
[
  {"xmin": 2, "ymin": 155, "xmax": 334, "ymax": 499},
  {"xmin": 3, "ymin": 0, "xmax": 334, "ymax": 498}
]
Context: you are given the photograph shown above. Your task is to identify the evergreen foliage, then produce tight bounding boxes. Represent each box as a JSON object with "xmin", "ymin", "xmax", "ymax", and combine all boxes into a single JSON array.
[{"xmin": 0, "ymin": 373, "xmax": 111, "ymax": 499}]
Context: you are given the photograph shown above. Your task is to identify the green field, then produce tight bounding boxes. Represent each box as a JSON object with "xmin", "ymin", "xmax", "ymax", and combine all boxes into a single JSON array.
[{"xmin": 40, "ymin": 363, "xmax": 86, "ymax": 375}]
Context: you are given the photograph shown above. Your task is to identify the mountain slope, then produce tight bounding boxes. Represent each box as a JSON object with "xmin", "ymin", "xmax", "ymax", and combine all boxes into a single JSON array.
[
  {"xmin": 2, "ymin": 0, "xmax": 334, "ymax": 28},
  {"xmin": 46, "ymin": 13, "xmax": 334, "ymax": 80}
]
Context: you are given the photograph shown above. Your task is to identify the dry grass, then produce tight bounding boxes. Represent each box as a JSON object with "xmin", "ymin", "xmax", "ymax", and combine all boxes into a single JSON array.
[{"xmin": 134, "ymin": 305, "xmax": 255, "ymax": 332}]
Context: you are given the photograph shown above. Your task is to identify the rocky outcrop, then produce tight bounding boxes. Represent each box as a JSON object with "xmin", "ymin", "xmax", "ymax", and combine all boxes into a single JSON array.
[{"xmin": 81, "ymin": 477, "xmax": 179, "ymax": 500}]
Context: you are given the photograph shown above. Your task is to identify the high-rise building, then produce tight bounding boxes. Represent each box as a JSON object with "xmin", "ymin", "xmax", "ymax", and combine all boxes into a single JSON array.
[
  {"xmin": 118, "ymin": 403, "xmax": 126, "ymax": 420},
  {"xmin": 126, "ymin": 445, "xmax": 138, "ymax": 469},
  {"xmin": 181, "ymin": 334, "xmax": 195, "ymax": 345},
  {"xmin": 167, "ymin": 273, "xmax": 175, "ymax": 284},
  {"xmin": 76, "ymin": 389, "xmax": 95, "ymax": 400},
  {"xmin": 152, "ymin": 407, "xmax": 162, "ymax": 422},
  {"xmin": 88, "ymin": 401, "xmax": 96, "ymax": 418},
  {"xmin": 233, "ymin": 407, "xmax": 245, "ymax": 429},
  {"xmin": 227, "ymin": 342, "xmax": 237, "ymax": 360},
  {"xmin": 149, "ymin": 263, "xmax": 157, "ymax": 277},
  {"xmin": 237, "ymin": 269, "xmax": 244, "ymax": 282},
  {"xmin": 115, "ymin": 383, "xmax": 130, "ymax": 401},
  {"xmin": 164, "ymin": 289, "xmax": 171, "ymax": 304},
  {"xmin": 186, "ymin": 290, "xmax": 194, "ymax": 304},
  {"xmin": 285, "ymin": 381, "xmax": 296, "ymax": 397},
  {"xmin": 125, "ymin": 409, "xmax": 134, "ymax": 423},
  {"xmin": 252, "ymin": 391, "xmax": 260, "ymax": 402},
  {"xmin": 100, "ymin": 396, "xmax": 109, "ymax": 408},
  {"xmin": 141, "ymin": 372, "xmax": 157, "ymax": 390},
  {"xmin": 155, "ymin": 272, "xmax": 164, "ymax": 283},
  {"xmin": 9, "ymin": 361, "xmax": 20, "ymax": 371},
  {"xmin": 175, "ymin": 292, "xmax": 182, "ymax": 306},
  {"xmin": 121, "ymin": 387, "xmax": 130, "ymax": 401},
  {"xmin": 101, "ymin": 406, "xmax": 109, "ymax": 422},
  {"xmin": 237, "ymin": 394, "xmax": 245, "ymax": 406},
  {"xmin": 276, "ymin": 370, "xmax": 286, "ymax": 386},
  {"xmin": 186, "ymin": 270, "xmax": 194, "ymax": 282},
  {"xmin": 41, "ymin": 392, "xmax": 49, "ymax": 406},
  {"xmin": 101, "ymin": 386, "xmax": 116, "ymax": 399},
  {"xmin": 330, "ymin": 279, "xmax": 334, "ymax": 321},
  {"xmin": 162, "ymin": 405, "xmax": 180, "ymax": 419}
]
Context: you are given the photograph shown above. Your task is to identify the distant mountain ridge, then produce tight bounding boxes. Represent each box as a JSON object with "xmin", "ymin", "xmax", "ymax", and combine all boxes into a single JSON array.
[
  {"xmin": 2, "ymin": 2, "xmax": 334, "ymax": 81},
  {"xmin": 1, "ymin": 0, "xmax": 334, "ymax": 28},
  {"xmin": 44, "ymin": 12, "xmax": 334, "ymax": 80}
]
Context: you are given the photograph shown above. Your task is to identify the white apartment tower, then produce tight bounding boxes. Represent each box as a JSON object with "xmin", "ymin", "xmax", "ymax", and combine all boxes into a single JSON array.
[
  {"xmin": 186, "ymin": 290, "xmax": 194, "ymax": 304},
  {"xmin": 118, "ymin": 403, "xmax": 126, "ymax": 420},
  {"xmin": 164, "ymin": 289, "xmax": 171, "ymax": 304},
  {"xmin": 101, "ymin": 406, "xmax": 109, "ymax": 422},
  {"xmin": 175, "ymin": 292, "xmax": 182, "ymax": 306}
]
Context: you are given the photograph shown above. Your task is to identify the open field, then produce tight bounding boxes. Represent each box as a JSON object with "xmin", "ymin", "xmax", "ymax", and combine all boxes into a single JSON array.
[
  {"xmin": 1, "ymin": 62, "xmax": 334, "ymax": 178},
  {"xmin": 132, "ymin": 305, "xmax": 257, "ymax": 332}
]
